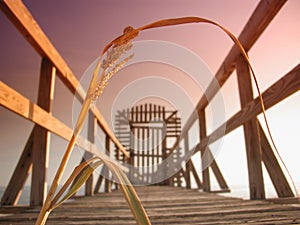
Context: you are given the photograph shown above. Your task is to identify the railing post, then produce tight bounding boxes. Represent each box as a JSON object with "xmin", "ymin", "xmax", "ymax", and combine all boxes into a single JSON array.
[
  {"xmin": 115, "ymin": 144, "xmax": 120, "ymax": 190},
  {"xmin": 70, "ymin": 112, "xmax": 95, "ymax": 196},
  {"xmin": 184, "ymin": 136, "xmax": 191, "ymax": 189},
  {"xmin": 30, "ymin": 58, "xmax": 55, "ymax": 206},
  {"xmin": 85, "ymin": 111, "xmax": 96, "ymax": 196},
  {"xmin": 236, "ymin": 55, "xmax": 265, "ymax": 199},
  {"xmin": 105, "ymin": 135, "xmax": 111, "ymax": 192},
  {"xmin": 198, "ymin": 109, "xmax": 210, "ymax": 192},
  {"xmin": 129, "ymin": 123, "xmax": 135, "ymax": 181}
]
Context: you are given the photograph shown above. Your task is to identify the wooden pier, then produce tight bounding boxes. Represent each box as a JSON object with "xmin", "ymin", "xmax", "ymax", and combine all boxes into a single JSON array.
[
  {"xmin": 1, "ymin": 186, "xmax": 300, "ymax": 225},
  {"xmin": 1, "ymin": 0, "xmax": 300, "ymax": 224}
]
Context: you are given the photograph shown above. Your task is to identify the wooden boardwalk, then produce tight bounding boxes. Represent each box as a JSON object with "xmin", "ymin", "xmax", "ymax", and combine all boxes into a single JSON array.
[{"xmin": 1, "ymin": 186, "xmax": 300, "ymax": 225}]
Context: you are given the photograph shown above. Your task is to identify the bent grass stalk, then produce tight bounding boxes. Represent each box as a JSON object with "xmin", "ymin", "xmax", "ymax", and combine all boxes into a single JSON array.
[{"xmin": 36, "ymin": 16, "xmax": 297, "ymax": 225}]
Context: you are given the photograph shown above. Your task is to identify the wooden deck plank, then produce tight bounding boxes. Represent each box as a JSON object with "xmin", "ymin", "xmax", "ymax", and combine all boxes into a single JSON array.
[{"xmin": 0, "ymin": 186, "xmax": 300, "ymax": 225}]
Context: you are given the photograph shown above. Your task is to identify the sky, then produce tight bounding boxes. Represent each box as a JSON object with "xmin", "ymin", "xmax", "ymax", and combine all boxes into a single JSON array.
[{"xmin": 0, "ymin": 0, "xmax": 300, "ymax": 199}]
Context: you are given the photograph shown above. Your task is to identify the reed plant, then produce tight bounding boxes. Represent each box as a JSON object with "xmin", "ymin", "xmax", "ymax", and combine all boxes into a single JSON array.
[{"xmin": 35, "ymin": 16, "xmax": 297, "ymax": 225}]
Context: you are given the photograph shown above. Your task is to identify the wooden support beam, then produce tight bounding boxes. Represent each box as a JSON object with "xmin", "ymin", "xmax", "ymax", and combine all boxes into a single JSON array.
[
  {"xmin": 0, "ymin": 81, "xmax": 129, "ymax": 173},
  {"xmin": 196, "ymin": 63, "xmax": 300, "ymax": 152},
  {"xmin": 115, "ymin": 145, "xmax": 120, "ymax": 190},
  {"xmin": 105, "ymin": 135, "xmax": 111, "ymax": 193},
  {"xmin": 187, "ymin": 159, "xmax": 203, "ymax": 189},
  {"xmin": 0, "ymin": 81, "xmax": 72, "ymax": 144},
  {"xmin": 1, "ymin": 129, "xmax": 34, "ymax": 205},
  {"xmin": 180, "ymin": 0, "xmax": 287, "ymax": 140},
  {"xmin": 206, "ymin": 147, "xmax": 229, "ymax": 190},
  {"xmin": 198, "ymin": 109, "xmax": 210, "ymax": 192},
  {"xmin": 236, "ymin": 55, "xmax": 265, "ymax": 199},
  {"xmin": 84, "ymin": 112, "xmax": 96, "ymax": 196},
  {"xmin": 259, "ymin": 122, "xmax": 294, "ymax": 197},
  {"xmin": 30, "ymin": 58, "xmax": 55, "ymax": 206},
  {"xmin": 0, "ymin": 0, "xmax": 129, "ymax": 158},
  {"xmin": 94, "ymin": 165, "xmax": 107, "ymax": 194},
  {"xmin": 184, "ymin": 136, "xmax": 191, "ymax": 189}
]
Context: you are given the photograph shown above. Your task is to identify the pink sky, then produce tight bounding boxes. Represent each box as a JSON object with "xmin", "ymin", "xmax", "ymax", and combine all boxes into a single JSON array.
[{"xmin": 0, "ymin": 0, "xmax": 299, "ymax": 198}]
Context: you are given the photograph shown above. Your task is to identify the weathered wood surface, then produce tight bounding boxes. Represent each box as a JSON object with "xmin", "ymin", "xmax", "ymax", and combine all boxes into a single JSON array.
[
  {"xmin": 259, "ymin": 122, "xmax": 294, "ymax": 197},
  {"xmin": 195, "ymin": 63, "xmax": 300, "ymax": 152},
  {"xmin": 30, "ymin": 58, "xmax": 55, "ymax": 206},
  {"xmin": 0, "ymin": 0, "xmax": 129, "ymax": 158},
  {"xmin": 1, "ymin": 186, "xmax": 300, "ymax": 225},
  {"xmin": 198, "ymin": 109, "xmax": 211, "ymax": 192},
  {"xmin": 0, "ymin": 81, "xmax": 99, "ymax": 157},
  {"xmin": 236, "ymin": 55, "xmax": 265, "ymax": 199},
  {"xmin": 181, "ymin": 0, "xmax": 287, "ymax": 136}
]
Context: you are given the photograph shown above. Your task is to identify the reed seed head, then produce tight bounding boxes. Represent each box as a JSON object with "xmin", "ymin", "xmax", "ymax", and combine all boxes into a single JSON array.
[
  {"xmin": 92, "ymin": 44, "xmax": 134, "ymax": 101},
  {"xmin": 101, "ymin": 42, "xmax": 133, "ymax": 71}
]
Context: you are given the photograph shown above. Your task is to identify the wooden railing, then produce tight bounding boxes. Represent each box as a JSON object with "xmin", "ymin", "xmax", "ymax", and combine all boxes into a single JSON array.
[
  {"xmin": 1, "ymin": 0, "xmax": 299, "ymax": 208},
  {"xmin": 175, "ymin": 0, "xmax": 300, "ymax": 200},
  {"xmin": 0, "ymin": 0, "xmax": 129, "ymax": 206}
]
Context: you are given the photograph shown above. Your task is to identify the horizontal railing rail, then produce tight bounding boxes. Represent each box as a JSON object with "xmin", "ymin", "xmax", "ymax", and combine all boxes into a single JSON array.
[
  {"xmin": 1, "ymin": 0, "xmax": 299, "ymax": 207},
  {"xmin": 0, "ymin": 0, "xmax": 128, "ymax": 157},
  {"xmin": 172, "ymin": 0, "xmax": 299, "ymax": 200},
  {"xmin": 0, "ymin": 0, "xmax": 129, "ymax": 206},
  {"xmin": 181, "ymin": 0, "xmax": 287, "ymax": 136}
]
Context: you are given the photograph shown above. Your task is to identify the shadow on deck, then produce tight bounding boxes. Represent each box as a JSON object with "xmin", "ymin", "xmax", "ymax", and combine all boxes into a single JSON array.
[{"xmin": 1, "ymin": 186, "xmax": 300, "ymax": 225}]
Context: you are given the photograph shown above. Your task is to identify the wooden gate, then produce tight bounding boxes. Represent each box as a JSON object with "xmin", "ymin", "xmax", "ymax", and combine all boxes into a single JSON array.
[{"xmin": 115, "ymin": 103, "xmax": 184, "ymax": 186}]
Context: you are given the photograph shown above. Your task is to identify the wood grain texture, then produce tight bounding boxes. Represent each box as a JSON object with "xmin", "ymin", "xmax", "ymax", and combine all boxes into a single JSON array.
[
  {"xmin": 259, "ymin": 122, "xmax": 294, "ymax": 197},
  {"xmin": 198, "ymin": 109, "xmax": 210, "ymax": 192},
  {"xmin": 184, "ymin": 136, "xmax": 191, "ymax": 189},
  {"xmin": 104, "ymin": 135, "xmax": 112, "ymax": 193},
  {"xmin": 236, "ymin": 55, "xmax": 265, "ymax": 200},
  {"xmin": 30, "ymin": 58, "xmax": 55, "ymax": 206},
  {"xmin": 85, "ymin": 112, "xmax": 96, "ymax": 196},
  {"xmin": 1, "ymin": 186, "xmax": 300, "ymax": 225},
  {"xmin": 0, "ymin": 81, "xmax": 116, "ymax": 161},
  {"xmin": 195, "ymin": 63, "xmax": 300, "ymax": 152},
  {"xmin": 181, "ymin": 0, "xmax": 287, "ymax": 138},
  {"xmin": 0, "ymin": 0, "xmax": 129, "ymax": 158}
]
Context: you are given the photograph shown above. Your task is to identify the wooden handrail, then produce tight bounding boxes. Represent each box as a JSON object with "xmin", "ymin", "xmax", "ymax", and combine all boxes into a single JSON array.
[
  {"xmin": 194, "ymin": 63, "xmax": 300, "ymax": 152},
  {"xmin": 0, "ymin": 0, "xmax": 129, "ymax": 158},
  {"xmin": 181, "ymin": 0, "xmax": 287, "ymax": 138},
  {"xmin": 0, "ymin": 0, "xmax": 297, "ymax": 202},
  {"xmin": 0, "ymin": 80, "xmax": 131, "ymax": 163}
]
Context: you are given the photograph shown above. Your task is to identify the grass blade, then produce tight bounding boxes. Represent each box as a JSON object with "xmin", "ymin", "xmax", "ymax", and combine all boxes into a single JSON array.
[
  {"xmin": 52, "ymin": 160, "xmax": 103, "ymax": 209},
  {"xmin": 105, "ymin": 161, "xmax": 151, "ymax": 225},
  {"xmin": 50, "ymin": 157, "xmax": 103, "ymax": 210},
  {"xmin": 37, "ymin": 15, "xmax": 298, "ymax": 225}
]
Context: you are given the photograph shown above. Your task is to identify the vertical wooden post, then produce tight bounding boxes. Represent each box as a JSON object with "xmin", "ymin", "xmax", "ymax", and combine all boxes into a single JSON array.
[
  {"xmin": 115, "ymin": 144, "xmax": 120, "ymax": 190},
  {"xmin": 184, "ymin": 136, "xmax": 191, "ymax": 189},
  {"xmin": 94, "ymin": 166, "xmax": 107, "ymax": 194},
  {"xmin": 105, "ymin": 135, "xmax": 111, "ymax": 192},
  {"xmin": 198, "ymin": 109, "xmax": 210, "ymax": 192},
  {"xmin": 30, "ymin": 58, "xmax": 55, "ymax": 206},
  {"xmin": 162, "ymin": 107, "xmax": 169, "ymax": 186},
  {"xmin": 236, "ymin": 55, "xmax": 265, "ymax": 199},
  {"xmin": 85, "ymin": 111, "xmax": 96, "ymax": 196},
  {"xmin": 129, "ymin": 117, "xmax": 134, "ymax": 181},
  {"xmin": 71, "ymin": 113, "xmax": 95, "ymax": 196}
]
